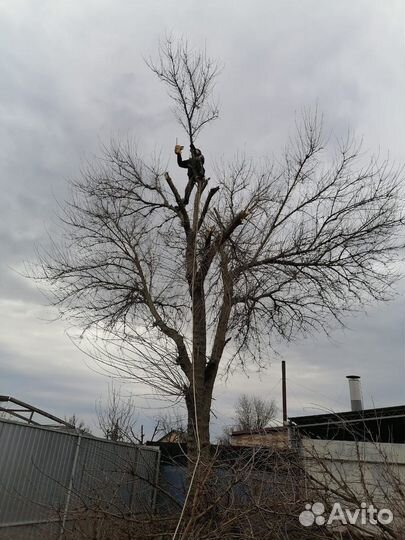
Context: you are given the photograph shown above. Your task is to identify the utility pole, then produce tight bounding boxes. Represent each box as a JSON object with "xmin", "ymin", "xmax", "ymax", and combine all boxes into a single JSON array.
[{"xmin": 282, "ymin": 360, "xmax": 288, "ymax": 425}]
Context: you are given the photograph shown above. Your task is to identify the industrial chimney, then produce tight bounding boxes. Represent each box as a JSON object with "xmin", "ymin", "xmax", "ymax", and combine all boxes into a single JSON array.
[{"xmin": 346, "ymin": 375, "xmax": 363, "ymax": 411}]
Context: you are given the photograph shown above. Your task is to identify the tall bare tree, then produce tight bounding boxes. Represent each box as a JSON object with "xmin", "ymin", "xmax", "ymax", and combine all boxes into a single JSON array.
[{"xmin": 38, "ymin": 38, "xmax": 405, "ymax": 469}]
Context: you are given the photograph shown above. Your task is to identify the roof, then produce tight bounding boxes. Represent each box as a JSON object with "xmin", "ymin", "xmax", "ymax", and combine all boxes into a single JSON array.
[
  {"xmin": 231, "ymin": 425, "xmax": 287, "ymax": 437},
  {"xmin": 290, "ymin": 405, "xmax": 405, "ymax": 443},
  {"xmin": 155, "ymin": 429, "xmax": 187, "ymax": 443}
]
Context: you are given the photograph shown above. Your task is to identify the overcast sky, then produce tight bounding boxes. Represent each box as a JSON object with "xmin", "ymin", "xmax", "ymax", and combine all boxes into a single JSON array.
[{"xmin": 1, "ymin": 1, "xmax": 405, "ymax": 438}]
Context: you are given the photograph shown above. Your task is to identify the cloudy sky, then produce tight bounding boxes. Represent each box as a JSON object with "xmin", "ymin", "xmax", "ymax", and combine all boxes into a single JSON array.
[{"xmin": 1, "ymin": 1, "xmax": 405, "ymax": 438}]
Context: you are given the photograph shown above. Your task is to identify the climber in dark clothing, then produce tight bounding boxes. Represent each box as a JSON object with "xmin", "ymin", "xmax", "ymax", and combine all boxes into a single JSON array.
[
  {"xmin": 176, "ymin": 144, "xmax": 205, "ymax": 178},
  {"xmin": 175, "ymin": 144, "xmax": 206, "ymax": 204}
]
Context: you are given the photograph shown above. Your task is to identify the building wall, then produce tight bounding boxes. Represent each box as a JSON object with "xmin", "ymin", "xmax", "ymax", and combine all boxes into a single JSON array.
[
  {"xmin": 301, "ymin": 438, "xmax": 405, "ymax": 533},
  {"xmin": 230, "ymin": 430, "xmax": 288, "ymax": 449}
]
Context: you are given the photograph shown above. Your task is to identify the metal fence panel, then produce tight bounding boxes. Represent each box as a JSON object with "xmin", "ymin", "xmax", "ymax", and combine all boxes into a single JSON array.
[
  {"xmin": 0, "ymin": 421, "xmax": 77, "ymax": 526},
  {"xmin": 0, "ymin": 419, "xmax": 160, "ymax": 529}
]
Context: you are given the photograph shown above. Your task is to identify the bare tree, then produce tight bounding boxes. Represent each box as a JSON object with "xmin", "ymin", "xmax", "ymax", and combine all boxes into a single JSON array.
[
  {"xmin": 153, "ymin": 411, "xmax": 187, "ymax": 442},
  {"xmin": 96, "ymin": 383, "xmax": 140, "ymax": 442},
  {"xmin": 65, "ymin": 414, "xmax": 92, "ymax": 434},
  {"xmin": 218, "ymin": 394, "xmax": 278, "ymax": 444},
  {"xmin": 234, "ymin": 394, "xmax": 278, "ymax": 431},
  {"xmin": 38, "ymin": 37, "xmax": 405, "ymax": 473}
]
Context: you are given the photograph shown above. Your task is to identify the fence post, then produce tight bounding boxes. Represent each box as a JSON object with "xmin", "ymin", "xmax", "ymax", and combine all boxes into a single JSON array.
[
  {"xmin": 59, "ymin": 433, "xmax": 82, "ymax": 539},
  {"xmin": 151, "ymin": 449, "xmax": 161, "ymax": 513}
]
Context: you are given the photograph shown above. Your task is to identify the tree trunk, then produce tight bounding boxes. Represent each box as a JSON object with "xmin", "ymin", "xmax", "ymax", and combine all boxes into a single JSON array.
[
  {"xmin": 181, "ymin": 389, "xmax": 211, "ymax": 533},
  {"xmin": 185, "ymin": 387, "xmax": 211, "ymax": 467}
]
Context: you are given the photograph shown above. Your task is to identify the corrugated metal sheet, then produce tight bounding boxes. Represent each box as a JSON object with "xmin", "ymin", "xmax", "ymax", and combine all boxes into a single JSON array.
[{"xmin": 0, "ymin": 419, "xmax": 160, "ymax": 528}]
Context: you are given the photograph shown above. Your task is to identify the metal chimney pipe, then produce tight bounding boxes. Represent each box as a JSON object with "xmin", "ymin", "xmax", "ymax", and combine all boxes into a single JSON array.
[{"xmin": 346, "ymin": 375, "xmax": 363, "ymax": 411}]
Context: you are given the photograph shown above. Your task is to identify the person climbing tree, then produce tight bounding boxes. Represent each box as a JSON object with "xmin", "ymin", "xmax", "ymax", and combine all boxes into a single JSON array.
[{"xmin": 175, "ymin": 143, "xmax": 206, "ymax": 204}]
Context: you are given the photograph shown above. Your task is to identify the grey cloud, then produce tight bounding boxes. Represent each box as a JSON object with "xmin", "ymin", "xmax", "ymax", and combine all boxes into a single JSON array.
[{"xmin": 0, "ymin": 0, "xmax": 404, "ymax": 429}]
